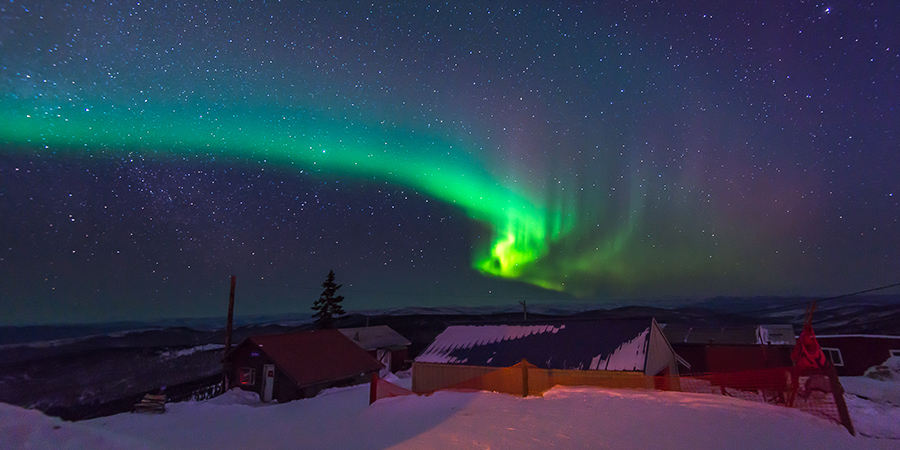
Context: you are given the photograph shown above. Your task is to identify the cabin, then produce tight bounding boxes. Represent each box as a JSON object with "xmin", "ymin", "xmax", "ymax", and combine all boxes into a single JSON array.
[
  {"xmin": 339, "ymin": 325, "xmax": 412, "ymax": 375},
  {"xmin": 662, "ymin": 324, "xmax": 796, "ymax": 374},
  {"xmin": 815, "ymin": 335, "xmax": 900, "ymax": 376},
  {"xmin": 225, "ymin": 329, "xmax": 383, "ymax": 402},
  {"xmin": 412, "ymin": 318, "xmax": 678, "ymax": 393}
]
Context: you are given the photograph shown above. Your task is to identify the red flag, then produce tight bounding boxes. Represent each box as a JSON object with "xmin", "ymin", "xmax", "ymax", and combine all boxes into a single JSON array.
[{"xmin": 792, "ymin": 323, "xmax": 827, "ymax": 369}]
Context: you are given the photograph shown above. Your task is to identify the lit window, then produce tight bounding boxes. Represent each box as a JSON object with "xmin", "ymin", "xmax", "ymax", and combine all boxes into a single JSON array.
[
  {"xmin": 821, "ymin": 348, "xmax": 844, "ymax": 367},
  {"xmin": 239, "ymin": 367, "xmax": 256, "ymax": 385}
]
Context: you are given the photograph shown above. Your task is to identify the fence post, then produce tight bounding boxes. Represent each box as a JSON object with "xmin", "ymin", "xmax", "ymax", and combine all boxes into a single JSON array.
[
  {"xmin": 369, "ymin": 372, "xmax": 378, "ymax": 405},
  {"xmin": 521, "ymin": 359, "xmax": 529, "ymax": 397},
  {"xmin": 825, "ymin": 364, "xmax": 855, "ymax": 436}
]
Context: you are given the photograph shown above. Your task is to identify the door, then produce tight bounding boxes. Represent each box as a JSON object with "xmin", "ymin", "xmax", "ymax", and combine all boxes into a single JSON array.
[
  {"xmin": 262, "ymin": 364, "xmax": 275, "ymax": 402},
  {"xmin": 377, "ymin": 349, "xmax": 391, "ymax": 377}
]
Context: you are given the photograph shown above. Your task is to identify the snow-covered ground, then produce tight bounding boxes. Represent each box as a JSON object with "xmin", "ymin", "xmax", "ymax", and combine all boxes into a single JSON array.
[{"xmin": 3, "ymin": 369, "xmax": 898, "ymax": 450}]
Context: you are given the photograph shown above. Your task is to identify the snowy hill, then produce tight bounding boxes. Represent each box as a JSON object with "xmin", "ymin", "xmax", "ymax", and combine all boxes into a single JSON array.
[{"xmin": 3, "ymin": 372, "xmax": 899, "ymax": 449}]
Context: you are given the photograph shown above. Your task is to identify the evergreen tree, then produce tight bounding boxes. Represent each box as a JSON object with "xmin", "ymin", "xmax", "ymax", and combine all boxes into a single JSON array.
[{"xmin": 311, "ymin": 270, "xmax": 345, "ymax": 328}]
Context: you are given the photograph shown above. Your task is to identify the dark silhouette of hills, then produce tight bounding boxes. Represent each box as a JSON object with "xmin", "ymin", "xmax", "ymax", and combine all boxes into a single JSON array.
[{"xmin": 1, "ymin": 295, "xmax": 898, "ymax": 421}]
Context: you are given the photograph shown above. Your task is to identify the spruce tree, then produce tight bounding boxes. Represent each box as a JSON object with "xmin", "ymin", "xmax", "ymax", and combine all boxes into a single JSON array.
[{"xmin": 311, "ymin": 270, "xmax": 345, "ymax": 328}]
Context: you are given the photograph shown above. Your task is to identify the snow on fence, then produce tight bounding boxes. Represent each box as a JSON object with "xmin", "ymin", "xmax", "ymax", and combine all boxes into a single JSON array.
[{"xmin": 374, "ymin": 361, "xmax": 855, "ymax": 435}]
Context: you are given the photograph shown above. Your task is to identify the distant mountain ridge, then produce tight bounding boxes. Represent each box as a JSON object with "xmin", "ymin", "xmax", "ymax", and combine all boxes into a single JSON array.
[
  {"xmin": 2, "ymin": 294, "xmax": 899, "ymax": 347},
  {"xmin": 1, "ymin": 294, "xmax": 898, "ymax": 421}
]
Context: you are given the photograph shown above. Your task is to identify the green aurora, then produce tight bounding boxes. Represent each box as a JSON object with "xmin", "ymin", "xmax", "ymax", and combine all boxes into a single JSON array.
[{"xmin": 1, "ymin": 100, "xmax": 633, "ymax": 294}]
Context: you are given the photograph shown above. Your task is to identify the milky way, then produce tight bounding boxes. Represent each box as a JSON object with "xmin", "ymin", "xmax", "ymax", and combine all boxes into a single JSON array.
[{"xmin": 1, "ymin": 1, "xmax": 898, "ymax": 324}]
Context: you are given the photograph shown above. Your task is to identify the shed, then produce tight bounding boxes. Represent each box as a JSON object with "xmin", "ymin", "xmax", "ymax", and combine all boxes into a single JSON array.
[
  {"xmin": 662, "ymin": 324, "xmax": 795, "ymax": 374},
  {"xmin": 225, "ymin": 329, "xmax": 383, "ymax": 402},
  {"xmin": 412, "ymin": 318, "xmax": 677, "ymax": 393},
  {"xmin": 815, "ymin": 335, "xmax": 900, "ymax": 376},
  {"xmin": 339, "ymin": 325, "xmax": 412, "ymax": 375}
]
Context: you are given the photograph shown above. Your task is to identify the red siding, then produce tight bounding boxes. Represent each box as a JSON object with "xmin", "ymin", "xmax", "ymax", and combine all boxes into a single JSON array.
[
  {"xmin": 672, "ymin": 344, "xmax": 793, "ymax": 374},
  {"xmin": 816, "ymin": 336, "xmax": 900, "ymax": 376},
  {"xmin": 249, "ymin": 329, "xmax": 383, "ymax": 386},
  {"xmin": 226, "ymin": 329, "xmax": 384, "ymax": 401},
  {"xmin": 390, "ymin": 348, "xmax": 409, "ymax": 372}
]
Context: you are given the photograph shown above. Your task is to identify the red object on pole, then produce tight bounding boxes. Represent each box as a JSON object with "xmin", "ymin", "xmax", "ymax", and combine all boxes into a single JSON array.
[{"xmin": 791, "ymin": 301, "xmax": 826, "ymax": 369}]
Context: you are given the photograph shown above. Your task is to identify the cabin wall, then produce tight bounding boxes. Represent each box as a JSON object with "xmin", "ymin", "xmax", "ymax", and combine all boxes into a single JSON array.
[
  {"xmin": 366, "ymin": 348, "xmax": 409, "ymax": 373},
  {"xmin": 671, "ymin": 344, "xmax": 793, "ymax": 374},
  {"xmin": 816, "ymin": 336, "xmax": 900, "ymax": 376},
  {"xmin": 391, "ymin": 348, "xmax": 409, "ymax": 372},
  {"xmin": 412, "ymin": 362, "xmax": 653, "ymax": 394},
  {"xmin": 228, "ymin": 343, "xmax": 276, "ymax": 398},
  {"xmin": 412, "ymin": 362, "xmax": 498, "ymax": 393},
  {"xmin": 301, "ymin": 372, "xmax": 376, "ymax": 399}
]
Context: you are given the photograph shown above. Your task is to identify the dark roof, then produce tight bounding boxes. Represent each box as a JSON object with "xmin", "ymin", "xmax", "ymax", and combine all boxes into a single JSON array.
[
  {"xmin": 245, "ymin": 329, "xmax": 383, "ymax": 386},
  {"xmin": 415, "ymin": 318, "xmax": 657, "ymax": 371},
  {"xmin": 339, "ymin": 325, "xmax": 412, "ymax": 351}
]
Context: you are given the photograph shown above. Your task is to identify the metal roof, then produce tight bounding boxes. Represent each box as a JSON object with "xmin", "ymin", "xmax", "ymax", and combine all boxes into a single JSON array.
[
  {"xmin": 339, "ymin": 325, "xmax": 412, "ymax": 351},
  {"xmin": 246, "ymin": 329, "xmax": 383, "ymax": 387},
  {"xmin": 415, "ymin": 318, "xmax": 655, "ymax": 371}
]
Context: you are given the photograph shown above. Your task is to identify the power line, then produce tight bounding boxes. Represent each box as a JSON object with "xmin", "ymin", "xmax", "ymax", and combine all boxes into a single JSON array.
[
  {"xmin": 817, "ymin": 281, "xmax": 900, "ymax": 302},
  {"xmin": 705, "ymin": 281, "xmax": 900, "ymax": 321}
]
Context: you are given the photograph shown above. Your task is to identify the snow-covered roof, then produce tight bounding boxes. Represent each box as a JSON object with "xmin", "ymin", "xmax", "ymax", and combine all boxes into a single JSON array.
[
  {"xmin": 339, "ymin": 325, "xmax": 411, "ymax": 351},
  {"xmin": 415, "ymin": 319, "xmax": 656, "ymax": 371}
]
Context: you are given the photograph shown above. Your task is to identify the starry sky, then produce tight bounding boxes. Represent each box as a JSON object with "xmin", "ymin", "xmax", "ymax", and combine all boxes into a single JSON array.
[{"xmin": 1, "ymin": 1, "xmax": 898, "ymax": 325}]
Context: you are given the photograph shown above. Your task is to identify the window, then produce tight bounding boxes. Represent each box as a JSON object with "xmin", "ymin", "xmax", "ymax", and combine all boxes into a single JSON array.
[
  {"xmin": 239, "ymin": 367, "xmax": 256, "ymax": 385},
  {"xmin": 890, "ymin": 349, "xmax": 900, "ymax": 358},
  {"xmin": 821, "ymin": 348, "xmax": 844, "ymax": 367}
]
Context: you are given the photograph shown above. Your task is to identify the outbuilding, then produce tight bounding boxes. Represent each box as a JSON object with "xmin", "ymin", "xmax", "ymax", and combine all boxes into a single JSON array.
[
  {"xmin": 412, "ymin": 318, "xmax": 678, "ymax": 393},
  {"xmin": 339, "ymin": 325, "xmax": 412, "ymax": 375},
  {"xmin": 662, "ymin": 324, "xmax": 796, "ymax": 374},
  {"xmin": 815, "ymin": 334, "xmax": 900, "ymax": 376},
  {"xmin": 225, "ymin": 329, "xmax": 383, "ymax": 402}
]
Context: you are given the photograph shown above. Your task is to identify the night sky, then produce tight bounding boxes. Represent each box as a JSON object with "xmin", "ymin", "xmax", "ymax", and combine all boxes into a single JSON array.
[{"xmin": 2, "ymin": 1, "xmax": 898, "ymax": 325}]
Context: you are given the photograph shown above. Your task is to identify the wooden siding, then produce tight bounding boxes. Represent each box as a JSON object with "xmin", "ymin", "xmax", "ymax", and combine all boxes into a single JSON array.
[
  {"xmin": 412, "ymin": 362, "xmax": 498, "ymax": 393},
  {"xmin": 412, "ymin": 361, "xmax": 655, "ymax": 394}
]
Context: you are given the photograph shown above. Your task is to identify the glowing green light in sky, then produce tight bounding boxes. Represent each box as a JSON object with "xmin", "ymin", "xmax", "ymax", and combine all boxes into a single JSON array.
[{"xmin": 0, "ymin": 100, "xmax": 592, "ymax": 293}]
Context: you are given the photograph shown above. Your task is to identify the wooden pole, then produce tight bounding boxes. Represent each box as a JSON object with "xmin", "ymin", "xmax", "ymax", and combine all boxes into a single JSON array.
[
  {"xmin": 521, "ymin": 359, "xmax": 529, "ymax": 397},
  {"xmin": 826, "ymin": 363, "xmax": 856, "ymax": 435},
  {"xmin": 225, "ymin": 275, "xmax": 236, "ymax": 352},
  {"xmin": 222, "ymin": 275, "xmax": 236, "ymax": 392}
]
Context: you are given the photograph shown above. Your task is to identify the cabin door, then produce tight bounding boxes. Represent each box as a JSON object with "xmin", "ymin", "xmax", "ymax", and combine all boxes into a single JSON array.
[
  {"xmin": 377, "ymin": 349, "xmax": 391, "ymax": 377},
  {"xmin": 262, "ymin": 364, "xmax": 275, "ymax": 402}
]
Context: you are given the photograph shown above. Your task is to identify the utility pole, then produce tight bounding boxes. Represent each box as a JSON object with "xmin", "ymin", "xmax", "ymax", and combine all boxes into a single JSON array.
[
  {"xmin": 519, "ymin": 300, "xmax": 527, "ymax": 320},
  {"xmin": 222, "ymin": 275, "xmax": 236, "ymax": 392},
  {"xmin": 225, "ymin": 275, "xmax": 236, "ymax": 351}
]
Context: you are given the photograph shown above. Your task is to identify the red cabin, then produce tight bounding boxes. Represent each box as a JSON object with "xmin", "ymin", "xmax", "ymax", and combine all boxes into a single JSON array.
[
  {"xmin": 225, "ymin": 329, "xmax": 383, "ymax": 402},
  {"xmin": 815, "ymin": 335, "xmax": 900, "ymax": 376},
  {"xmin": 663, "ymin": 324, "xmax": 796, "ymax": 374}
]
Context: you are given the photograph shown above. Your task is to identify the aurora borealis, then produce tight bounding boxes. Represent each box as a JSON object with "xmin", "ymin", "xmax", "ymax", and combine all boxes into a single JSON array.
[{"xmin": 2, "ymin": 1, "xmax": 899, "ymax": 324}]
